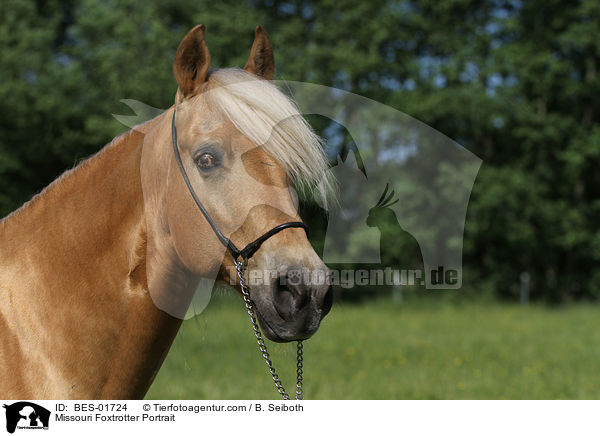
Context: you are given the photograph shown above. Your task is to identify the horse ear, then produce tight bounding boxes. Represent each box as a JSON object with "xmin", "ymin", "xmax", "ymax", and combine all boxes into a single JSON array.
[
  {"xmin": 244, "ymin": 26, "xmax": 275, "ymax": 80},
  {"xmin": 173, "ymin": 24, "xmax": 211, "ymax": 101}
]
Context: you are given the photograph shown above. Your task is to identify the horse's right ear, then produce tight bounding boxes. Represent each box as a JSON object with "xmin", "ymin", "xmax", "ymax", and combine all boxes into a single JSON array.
[
  {"xmin": 244, "ymin": 26, "xmax": 274, "ymax": 80},
  {"xmin": 173, "ymin": 24, "xmax": 211, "ymax": 102}
]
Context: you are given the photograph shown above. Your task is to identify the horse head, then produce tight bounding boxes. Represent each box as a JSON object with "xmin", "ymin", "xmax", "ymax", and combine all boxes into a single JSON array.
[{"xmin": 141, "ymin": 25, "xmax": 333, "ymax": 342}]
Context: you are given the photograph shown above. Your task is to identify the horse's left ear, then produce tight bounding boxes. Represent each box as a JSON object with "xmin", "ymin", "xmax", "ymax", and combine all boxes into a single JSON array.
[
  {"xmin": 173, "ymin": 24, "xmax": 211, "ymax": 102},
  {"xmin": 244, "ymin": 26, "xmax": 275, "ymax": 80}
]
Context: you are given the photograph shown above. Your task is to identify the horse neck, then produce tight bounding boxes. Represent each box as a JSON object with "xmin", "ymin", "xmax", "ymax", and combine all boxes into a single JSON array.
[
  {"xmin": 1, "ymin": 127, "xmax": 147, "ymax": 281},
  {"xmin": 0, "ymin": 118, "xmax": 185, "ymax": 399}
]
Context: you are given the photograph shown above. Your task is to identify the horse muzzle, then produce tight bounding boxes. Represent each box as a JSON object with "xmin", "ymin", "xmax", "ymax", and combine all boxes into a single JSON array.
[{"xmin": 251, "ymin": 269, "xmax": 333, "ymax": 343}]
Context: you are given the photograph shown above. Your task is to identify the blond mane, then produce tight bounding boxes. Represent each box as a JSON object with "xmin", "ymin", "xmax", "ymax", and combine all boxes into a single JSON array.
[{"xmin": 198, "ymin": 68, "xmax": 335, "ymax": 207}]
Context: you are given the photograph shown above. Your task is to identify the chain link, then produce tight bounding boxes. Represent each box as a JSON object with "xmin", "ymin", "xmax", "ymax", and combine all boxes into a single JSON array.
[
  {"xmin": 296, "ymin": 341, "xmax": 303, "ymax": 400},
  {"xmin": 234, "ymin": 258, "xmax": 303, "ymax": 400}
]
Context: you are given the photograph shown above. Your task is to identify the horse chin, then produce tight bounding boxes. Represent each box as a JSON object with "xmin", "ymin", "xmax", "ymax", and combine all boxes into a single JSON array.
[
  {"xmin": 255, "ymin": 311, "xmax": 287, "ymax": 343},
  {"xmin": 255, "ymin": 307, "xmax": 318, "ymax": 343}
]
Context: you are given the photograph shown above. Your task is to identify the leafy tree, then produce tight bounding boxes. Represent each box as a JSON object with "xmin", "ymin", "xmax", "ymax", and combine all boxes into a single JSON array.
[{"xmin": 1, "ymin": 0, "xmax": 598, "ymax": 302}]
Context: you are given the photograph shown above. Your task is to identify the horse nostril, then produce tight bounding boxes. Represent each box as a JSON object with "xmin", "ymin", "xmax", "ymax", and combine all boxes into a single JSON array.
[
  {"xmin": 273, "ymin": 273, "xmax": 309, "ymax": 321},
  {"xmin": 322, "ymin": 285, "xmax": 333, "ymax": 317}
]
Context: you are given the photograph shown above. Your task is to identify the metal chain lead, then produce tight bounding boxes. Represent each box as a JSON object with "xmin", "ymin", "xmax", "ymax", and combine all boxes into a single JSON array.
[
  {"xmin": 234, "ymin": 258, "xmax": 303, "ymax": 400},
  {"xmin": 296, "ymin": 341, "xmax": 303, "ymax": 400}
]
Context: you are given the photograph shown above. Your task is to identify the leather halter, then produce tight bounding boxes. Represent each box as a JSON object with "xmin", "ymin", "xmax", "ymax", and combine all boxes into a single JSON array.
[{"xmin": 171, "ymin": 108, "xmax": 308, "ymax": 261}]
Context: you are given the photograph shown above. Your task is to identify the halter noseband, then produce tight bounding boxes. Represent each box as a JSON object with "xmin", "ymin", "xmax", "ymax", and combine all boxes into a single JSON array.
[{"xmin": 171, "ymin": 108, "xmax": 308, "ymax": 261}]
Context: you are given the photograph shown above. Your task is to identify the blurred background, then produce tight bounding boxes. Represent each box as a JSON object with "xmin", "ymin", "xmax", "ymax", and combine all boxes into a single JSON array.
[{"xmin": 1, "ymin": 0, "xmax": 599, "ymax": 398}]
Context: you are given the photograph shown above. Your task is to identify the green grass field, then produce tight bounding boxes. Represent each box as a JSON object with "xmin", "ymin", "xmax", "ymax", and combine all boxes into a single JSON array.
[{"xmin": 146, "ymin": 290, "xmax": 600, "ymax": 399}]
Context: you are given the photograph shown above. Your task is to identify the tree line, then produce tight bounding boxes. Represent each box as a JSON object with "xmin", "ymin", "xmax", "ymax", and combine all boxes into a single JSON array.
[{"xmin": 1, "ymin": 0, "xmax": 598, "ymax": 302}]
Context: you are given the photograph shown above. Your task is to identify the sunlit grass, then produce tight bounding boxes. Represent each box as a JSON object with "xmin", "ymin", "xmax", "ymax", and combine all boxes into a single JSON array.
[{"xmin": 146, "ymin": 290, "xmax": 600, "ymax": 399}]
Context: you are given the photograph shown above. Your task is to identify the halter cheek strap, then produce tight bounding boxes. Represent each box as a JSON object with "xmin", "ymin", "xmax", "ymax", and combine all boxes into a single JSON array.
[{"xmin": 171, "ymin": 107, "xmax": 308, "ymax": 261}]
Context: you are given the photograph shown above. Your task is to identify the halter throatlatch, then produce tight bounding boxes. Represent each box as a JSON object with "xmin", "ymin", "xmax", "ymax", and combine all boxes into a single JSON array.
[
  {"xmin": 171, "ymin": 108, "xmax": 308, "ymax": 261},
  {"xmin": 171, "ymin": 107, "xmax": 306, "ymax": 399}
]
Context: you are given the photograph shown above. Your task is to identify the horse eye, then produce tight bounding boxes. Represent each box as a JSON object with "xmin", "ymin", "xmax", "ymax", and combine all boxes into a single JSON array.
[{"xmin": 195, "ymin": 152, "xmax": 217, "ymax": 169}]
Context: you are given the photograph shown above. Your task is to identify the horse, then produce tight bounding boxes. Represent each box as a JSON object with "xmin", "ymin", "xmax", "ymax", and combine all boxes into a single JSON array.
[{"xmin": 0, "ymin": 24, "xmax": 334, "ymax": 399}]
